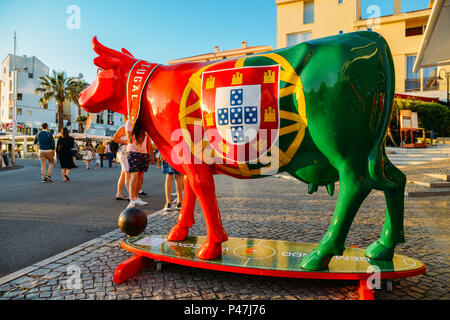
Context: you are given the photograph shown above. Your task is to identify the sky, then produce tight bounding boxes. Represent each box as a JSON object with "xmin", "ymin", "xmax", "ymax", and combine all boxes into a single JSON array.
[{"xmin": 0, "ymin": 0, "xmax": 430, "ymax": 84}]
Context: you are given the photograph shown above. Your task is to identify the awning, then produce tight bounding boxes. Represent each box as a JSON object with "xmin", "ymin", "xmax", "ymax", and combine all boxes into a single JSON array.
[{"xmin": 413, "ymin": 0, "xmax": 450, "ymax": 71}]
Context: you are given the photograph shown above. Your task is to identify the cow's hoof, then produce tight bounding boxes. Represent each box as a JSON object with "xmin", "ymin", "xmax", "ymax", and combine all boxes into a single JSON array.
[
  {"xmin": 300, "ymin": 250, "xmax": 331, "ymax": 271},
  {"xmin": 365, "ymin": 240, "xmax": 395, "ymax": 261},
  {"xmin": 167, "ymin": 225, "xmax": 189, "ymax": 241},
  {"xmin": 197, "ymin": 242, "xmax": 222, "ymax": 260}
]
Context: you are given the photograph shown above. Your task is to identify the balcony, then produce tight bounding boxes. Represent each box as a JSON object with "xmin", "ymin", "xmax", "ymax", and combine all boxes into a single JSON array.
[{"xmin": 405, "ymin": 79, "xmax": 420, "ymax": 91}]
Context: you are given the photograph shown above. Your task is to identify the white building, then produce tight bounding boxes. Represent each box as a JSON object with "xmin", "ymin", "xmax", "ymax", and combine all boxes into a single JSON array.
[{"xmin": 0, "ymin": 54, "xmax": 123, "ymax": 136}]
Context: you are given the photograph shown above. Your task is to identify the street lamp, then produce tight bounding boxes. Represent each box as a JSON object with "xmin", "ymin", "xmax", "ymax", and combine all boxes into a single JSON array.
[{"xmin": 438, "ymin": 69, "xmax": 449, "ymax": 105}]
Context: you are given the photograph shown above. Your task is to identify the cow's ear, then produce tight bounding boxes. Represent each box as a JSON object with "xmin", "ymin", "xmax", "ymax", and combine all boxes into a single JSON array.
[
  {"xmin": 94, "ymin": 56, "xmax": 120, "ymax": 70},
  {"xmin": 121, "ymin": 48, "xmax": 134, "ymax": 57}
]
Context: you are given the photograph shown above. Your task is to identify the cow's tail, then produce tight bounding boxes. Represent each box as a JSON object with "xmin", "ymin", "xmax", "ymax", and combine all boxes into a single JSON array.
[{"xmin": 367, "ymin": 34, "xmax": 398, "ymax": 189}]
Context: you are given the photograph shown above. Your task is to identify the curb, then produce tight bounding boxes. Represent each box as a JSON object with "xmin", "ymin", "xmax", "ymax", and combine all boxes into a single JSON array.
[
  {"xmin": 407, "ymin": 191, "xmax": 450, "ymax": 197},
  {"xmin": 0, "ymin": 206, "xmax": 169, "ymax": 286}
]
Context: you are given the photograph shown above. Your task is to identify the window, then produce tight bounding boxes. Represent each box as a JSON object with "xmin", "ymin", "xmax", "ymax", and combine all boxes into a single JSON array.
[
  {"xmin": 405, "ymin": 55, "xmax": 420, "ymax": 91},
  {"xmin": 107, "ymin": 111, "xmax": 114, "ymax": 125},
  {"xmin": 17, "ymin": 93, "xmax": 22, "ymax": 101},
  {"xmin": 287, "ymin": 33, "xmax": 300, "ymax": 47},
  {"xmin": 28, "ymin": 73, "xmax": 33, "ymax": 79},
  {"xmin": 339, "ymin": 30, "xmax": 344, "ymax": 35},
  {"xmin": 17, "ymin": 108, "xmax": 22, "ymax": 116},
  {"xmin": 337, "ymin": 0, "xmax": 344, "ymax": 4},
  {"xmin": 304, "ymin": 1, "xmax": 314, "ymax": 24},
  {"xmin": 406, "ymin": 26, "xmax": 424, "ymax": 37},
  {"xmin": 287, "ymin": 32, "xmax": 312, "ymax": 46},
  {"xmin": 422, "ymin": 67, "xmax": 438, "ymax": 91},
  {"xmin": 96, "ymin": 112, "xmax": 104, "ymax": 124}
]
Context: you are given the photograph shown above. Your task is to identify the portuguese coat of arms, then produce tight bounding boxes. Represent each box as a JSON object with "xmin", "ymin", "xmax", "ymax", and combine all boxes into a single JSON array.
[{"xmin": 201, "ymin": 65, "xmax": 280, "ymax": 163}]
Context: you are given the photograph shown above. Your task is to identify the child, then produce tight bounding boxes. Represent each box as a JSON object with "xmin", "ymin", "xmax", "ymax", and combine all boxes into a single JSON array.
[{"xmin": 94, "ymin": 151, "xmax": 101, "ymax": 170}]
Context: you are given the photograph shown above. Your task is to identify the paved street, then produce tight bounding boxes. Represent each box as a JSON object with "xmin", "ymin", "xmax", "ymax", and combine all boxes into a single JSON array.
[
  {"xmin": 0, "ymin": 159, "xmax": 165, "ymax": 277},
  {"xmin": 0, "ymin": 159, "xmax": 448, "ymax": 301}
]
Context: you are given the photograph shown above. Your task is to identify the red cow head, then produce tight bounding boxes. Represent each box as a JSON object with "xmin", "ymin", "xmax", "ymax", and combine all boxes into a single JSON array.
[{"xmin": 79, "ymin": 36, "xmax": 138, "ymax": 115}]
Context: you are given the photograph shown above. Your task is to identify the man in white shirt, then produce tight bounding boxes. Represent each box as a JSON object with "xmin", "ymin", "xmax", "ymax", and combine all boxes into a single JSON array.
[{"xmin": 126, "ymin": 120, "xmax": 154, "ymax": 208}]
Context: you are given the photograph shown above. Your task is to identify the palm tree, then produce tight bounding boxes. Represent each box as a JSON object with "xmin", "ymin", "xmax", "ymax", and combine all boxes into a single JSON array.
[
  {"xmin": 67, "ymin": 78, "xmax": 89, "ymax": 132},
  {"xmin": 35, "ymin": 71, "xmax": 88, "ymax": 132},
  {"xmin": 76, "ymin": 114, "xmax": 88, "ymax": 133}
]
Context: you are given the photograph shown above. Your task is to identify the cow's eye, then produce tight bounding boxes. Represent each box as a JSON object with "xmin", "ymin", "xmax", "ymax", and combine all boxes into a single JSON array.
[{"xmin": 97, "ymin": 68, "xmax": 103, "ymax": 74}]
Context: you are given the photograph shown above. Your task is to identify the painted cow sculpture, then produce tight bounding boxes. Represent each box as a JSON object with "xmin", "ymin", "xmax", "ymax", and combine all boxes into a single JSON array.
[{"xmin": 79, "ymin": 31, "xmax": 406, "ymax": 271}]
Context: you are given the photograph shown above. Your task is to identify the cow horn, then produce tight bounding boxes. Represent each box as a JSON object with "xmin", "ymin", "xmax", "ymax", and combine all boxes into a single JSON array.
[{"xmin": 92, "ymin": 36, "xmax": 122, "ymax": 58}]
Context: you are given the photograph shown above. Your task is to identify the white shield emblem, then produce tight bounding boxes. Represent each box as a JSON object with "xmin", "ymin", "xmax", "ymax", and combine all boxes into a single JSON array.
[
  {"xmin": 201, "ymin": 65, "xmax": 280, "ymax": 163},
  {"xmin": 215, "ymin": 85, "xmax": 261, "ymax": 145}
]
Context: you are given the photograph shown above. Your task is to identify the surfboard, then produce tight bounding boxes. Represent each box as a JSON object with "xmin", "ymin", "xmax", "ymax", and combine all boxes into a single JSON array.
[{"xmin": 114, "ymin": 235, "xmax": 426, "ymax": 300}]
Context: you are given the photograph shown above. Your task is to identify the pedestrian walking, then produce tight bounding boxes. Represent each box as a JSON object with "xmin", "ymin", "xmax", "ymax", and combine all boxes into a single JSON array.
[
  {"xmin": 56, "ymin": 127, "xmax": 76, "ymax": 182},
  {"xmin": 71, "ymin": 140, "xmax": 79, "ymax": 168},
  {"xmin": 94, "ymin": 150, "xmax": 101, "ymax": 170},
  {"xmin": 83, "ymin": 140, "xmax": 95, "ymax": 170},
  {"xmin": 112, "ymin": 120, "xmax": 130, "ymax": 201},
  {"xmin": 33, "ymin": 123, "xmax": 55, "ymax": 183},
  {"xmin": 105, "ymin": 142, "xmax": 114, "ymax": 168},
  {"xmin": 126, "ymin": 121, "xmax": 154, "ymax": 208},
  {"xmin": 97, "ymin": 141, "xmax": 106, "ymax": 168}
]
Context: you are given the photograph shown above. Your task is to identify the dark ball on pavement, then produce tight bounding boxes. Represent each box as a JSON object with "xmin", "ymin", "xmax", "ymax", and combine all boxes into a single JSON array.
[{"xmin": 118, "ymin": 207, "xmax": 147, "ymax": 237}]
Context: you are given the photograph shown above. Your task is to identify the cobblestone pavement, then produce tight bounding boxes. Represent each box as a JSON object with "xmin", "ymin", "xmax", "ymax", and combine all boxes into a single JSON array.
[
  {"xmin": 403, "ymin": 159, "xmax": 450, "ymax": 196},
  {"xmin": 0, "ymin": 161, "xmax": 448, "ymax": 301}
]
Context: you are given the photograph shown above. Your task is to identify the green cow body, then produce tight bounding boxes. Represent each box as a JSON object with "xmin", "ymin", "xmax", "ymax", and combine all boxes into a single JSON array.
[
  {"xmin": 291, "ymin": 32, "xmax": 403, "ymax": 270},
  {"xmin": 238, "ymin": 31, "xmax": 405, "ymax": 270}
]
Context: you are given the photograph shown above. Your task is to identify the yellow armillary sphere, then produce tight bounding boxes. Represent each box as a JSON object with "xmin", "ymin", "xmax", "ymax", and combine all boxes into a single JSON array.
[{"xmin": 178, "ymin": 52, "xmax": 308, "ymax": 177}]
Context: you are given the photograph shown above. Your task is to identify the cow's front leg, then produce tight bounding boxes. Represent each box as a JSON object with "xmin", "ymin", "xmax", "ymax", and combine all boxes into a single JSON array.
[
  {"xmin": 168, "ymin": 175, "xmax": 196, "ymax": 241},
  {"xmin": 186, "ymin": 165, "xmax": 228, "ymax": 260},
  {"xmin": 301, "ymin": 167, "xmax": 371, "ymax": 271}
]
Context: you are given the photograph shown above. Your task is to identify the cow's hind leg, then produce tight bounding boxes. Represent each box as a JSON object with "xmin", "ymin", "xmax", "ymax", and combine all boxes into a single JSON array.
[
  {"xmin": 300, "ymin": 166, "xmax": 371, "ymax": 271},
  {"xmin": 365, "ymin": 161, "xmax": 406, "ymax": 260},
  {"xmin": 168, "ymin": 175, "xmax": 196, "ymax": 241}
]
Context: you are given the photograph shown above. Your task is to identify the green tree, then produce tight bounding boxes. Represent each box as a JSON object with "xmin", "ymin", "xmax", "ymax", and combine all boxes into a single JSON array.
[
  {"xmin": 67, "ymin": 78, "xmax": 89, "ymax": 132},
  {"xmin": 76, "ymin": 114, "xmax": 88, "ymax": 133},
  {"xmin": 35, "ymin": 71, "xmax": 88, "ymax": 132}
]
